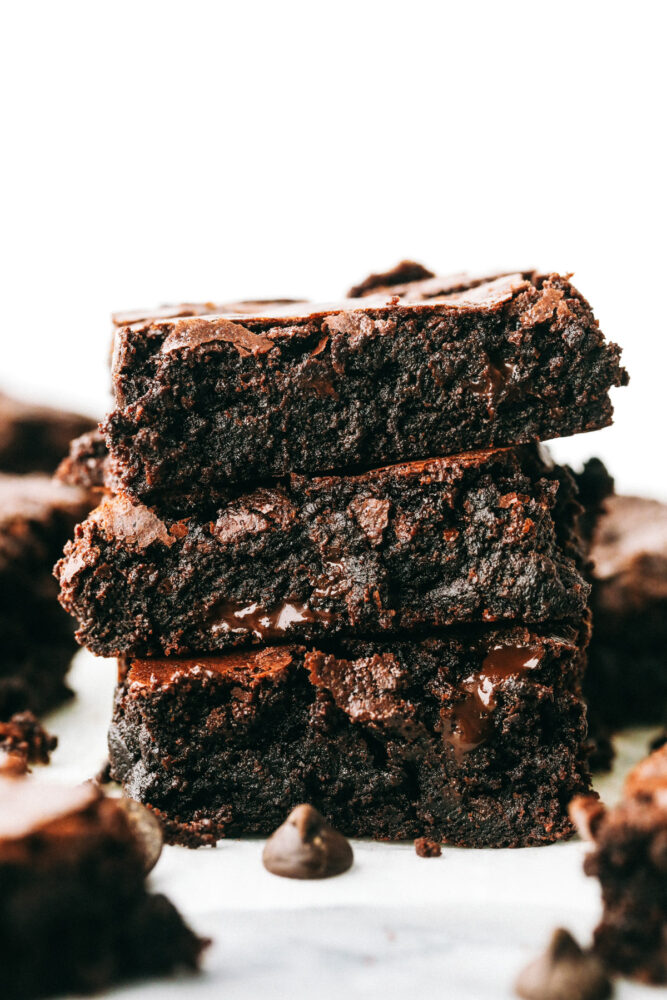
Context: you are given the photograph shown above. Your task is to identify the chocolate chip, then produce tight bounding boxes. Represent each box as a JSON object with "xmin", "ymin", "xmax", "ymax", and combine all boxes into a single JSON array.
[
  {"xmin": 118, "ymin": 798, "xmax": 164, "ymax": 874},
  {"xmin": 415, "ymin": 836, "xmax": 442, "ymax": 858},
  {"xmin": 516, "ymin": 928, "xmax": 612, "ymax": 1000},
  {"xmin": 262, "ymin": 804, "xmax": 353, "ymax": 879}
]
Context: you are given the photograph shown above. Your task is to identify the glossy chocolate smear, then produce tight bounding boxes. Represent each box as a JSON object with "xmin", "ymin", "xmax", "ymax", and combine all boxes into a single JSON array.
[
  {"xmin": 467, "ymin": 352, "xmax": 518, "ymax": 417},
  {"xmin": 208, "ymin": 599, "xmax": 334, "ymax": 641},
  {"xmin": 443, "ymin": 644, "xmax": 544, "ymax": 757},
  {"xmin": 262, "ymin": 804, "xmax": 353, "ymax": 879},
  {"xmin": 515, "ymin": 928, "xmax": 611, "ymax": 1000}
]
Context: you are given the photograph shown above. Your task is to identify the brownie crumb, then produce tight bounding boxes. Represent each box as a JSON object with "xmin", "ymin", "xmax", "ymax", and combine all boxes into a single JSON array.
[
  {"xmin": 515, "ymin": 928, "xmax": 611, "ymax": 1000},
  {"xmin": 415, "ymin": 837, "xmax": 442, "ymax": 858},
  {"xmin": 263, "ymin": 804, "xmax": 353, "ymax": 879},
  {"xmin": 0, "ymin": 711, "xmax": 57, "ymax": 765}
]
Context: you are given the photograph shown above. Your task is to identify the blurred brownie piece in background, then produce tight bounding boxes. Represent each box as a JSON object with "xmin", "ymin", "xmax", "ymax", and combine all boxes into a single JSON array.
[
  {"xmin": 0, "ymin": 776, "xmax": 207, "ymax": 999},
  {"xmin": 585, "ymin": 494, "xmax": 667, "ymax": 729},
  {"xmin": 571, "ymin": 745, "xmax": 667, "ymax": 983},
  {"xmin": 0, "ymin": 390, "xmax": 95, "ymax": 474},
  {"xmin": 0, "ymin": 474, "xmax": 90, "ymax": 717}
]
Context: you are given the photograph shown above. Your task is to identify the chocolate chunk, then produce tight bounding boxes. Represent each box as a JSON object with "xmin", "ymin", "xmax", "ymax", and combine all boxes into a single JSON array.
[
  {"xmin": 262, "ymin": 804, "xmax": 353, "ymax": 879},
  {"xmin": 516, "ymin": 928, "xmax": 611, "ymax": 1000},
  {"xmin": 117, "ymin": 798, "xmax": 164, "ymax": 874},
  {"xmin": 415, "ymin": 837, "xmax": 442, "ymax": 858}
]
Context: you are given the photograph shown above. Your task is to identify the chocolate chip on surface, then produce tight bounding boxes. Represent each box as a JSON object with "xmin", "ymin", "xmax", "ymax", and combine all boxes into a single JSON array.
[
  {"xmin": 117, "ymin": 798, "xmax": 164, "ymax": 874},
  {"xmin": 262, "ymin": 804, "xmax": 353, "ymax": 879},
  {"xmin": 516, "ymin": 928, "xmax": 612, "ymax": 1000}
]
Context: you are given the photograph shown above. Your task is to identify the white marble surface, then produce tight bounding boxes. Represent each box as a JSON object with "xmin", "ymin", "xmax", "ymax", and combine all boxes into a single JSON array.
[{"xmin": 41, "ymin": 651, "xmax": 660, "ymax": 1000}]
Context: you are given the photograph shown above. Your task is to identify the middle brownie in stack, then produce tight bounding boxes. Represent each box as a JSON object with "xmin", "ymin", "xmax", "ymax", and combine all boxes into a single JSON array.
[{"xmin": 56, "ymin": 269, "xmax": 627, "ymax": 847}]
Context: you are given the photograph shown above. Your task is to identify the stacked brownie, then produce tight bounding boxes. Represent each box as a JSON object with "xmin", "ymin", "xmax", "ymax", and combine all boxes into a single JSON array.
[{"xmin": 56, "ymin": 268, "xmax": 628, "ymax": 847}]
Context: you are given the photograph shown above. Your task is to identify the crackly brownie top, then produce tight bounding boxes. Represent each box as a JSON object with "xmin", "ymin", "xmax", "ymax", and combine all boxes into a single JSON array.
[
  {"xmin": 115, "ymin": 272, "xmax": 537, "ymax": 343},
  {"xmin": 0, "ymin": 473, "xmax": 91, "ymax": 531},
  {"xmin": 112, "ymin": 298, "xmax": 307, "ymax": 328},
  {"xmin": 592, "ymin": 495, "xmax": 667, "ymax": 594}
]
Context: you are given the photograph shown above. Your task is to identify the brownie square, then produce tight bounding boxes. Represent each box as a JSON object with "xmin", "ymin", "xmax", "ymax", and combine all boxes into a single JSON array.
[
  {"xmin": 585, "ymin": 495, "xmax": 667, "ymax": 728},
  {"xmin": 0, "ymin": 777, "xmax": 206, "ymax": 998},
  {"xmin": 0, "ymin": 475, "xmax": 91, "ymax": 717},
  {"xmin": 109, "ymin": 622, "xmax": 592, "ymax": 849},
  {"xmin": 572, "ymin": 746, "xmax": 667, "ymax": 983},
  {"xmin": 0, "ymin": 391, "xmax": 94, "ymax": 475},
  {"xmin": 56, "ymin": 446, "xmax": 590, "ymax": 658},
  {"xmin": 104, "ymin": 271, "xmax": 626, "ymax": 509}
]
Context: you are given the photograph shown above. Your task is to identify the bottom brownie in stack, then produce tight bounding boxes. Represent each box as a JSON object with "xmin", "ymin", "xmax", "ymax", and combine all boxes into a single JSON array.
[{"xmin": 109, "ymin": 622, "xmax": 592, "ymax": 849}]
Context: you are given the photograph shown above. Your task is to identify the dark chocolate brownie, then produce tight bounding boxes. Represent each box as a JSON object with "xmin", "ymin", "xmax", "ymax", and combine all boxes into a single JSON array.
[
  {"xmin": 57, "ymin": 447, "xmax": 590, "ymax": 657},
  {"xmin": 0, "ymin": 777, "xmax": 207, "ymax": 999},
  {"xmin": 109, "ymin": 623, "xmax": 592, "ymax": 848},
  {"xmin": 0, "ymin": 391, "xmax": 95, "ymax": 475},
  {"xmin": 585, "ymin": 495, "xmax": 667, "ymax": 729},
  {"xmin": 104, "ymin": 272, "xmax": 627, "ymax": 509},
  {"xmin": 571, "ymin": 745, "xmax": 667, "ymax": 984},
  {"xmin": 1, "ymin": 474, "xmax": 91, "ymax": 717}
]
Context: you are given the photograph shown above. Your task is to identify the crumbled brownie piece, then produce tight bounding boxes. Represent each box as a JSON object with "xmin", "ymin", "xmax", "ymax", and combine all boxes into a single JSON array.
[
  {"xmin": 347, "ymin": 259, "xmax": 435, "ymax": 297},
  {"xmin": 515, "ymin": 928, "xmax": 611, "ymax": 1000},
  {"xmin": 262, "ymin": 804, "xmax": 353, "ymax": 879},
  {"xmin": 0, "ymin": 712, "xmax": 57, "ymax": 766},
  {"xmin": 56, "ymin": 447, "xmax": 589, "ymax": 657},
  {"xmin": 0, "ymin": 777, "xmax": 207, "ymax": 999},
  {"xmin": 104, "ymin": 272, "xmax": 627, "ymax": 508},
  {"xmin": 108, "ymin": 623, "xmax": 592, "ymax": 848},
  {"xmin": 571, "ymin": 745, "xmax": 667, "ymax": 983},
  {"xmin": 585, "ymin": 495, "xmax": 667, "ymax": 728},
  {"xmin": 0, "ymin": 474, "xmax": 91, "ymax": 716},
  {"xmin": 56, "ymin": 428, "xmax": 109, "ymax": 492},
  {"xmin": 0, "ymin": 390, "xmax": 95, "ymax": 474},
  {"xmin": 415, "ymin": 837, "xmax": 442, "ymax": 858}
]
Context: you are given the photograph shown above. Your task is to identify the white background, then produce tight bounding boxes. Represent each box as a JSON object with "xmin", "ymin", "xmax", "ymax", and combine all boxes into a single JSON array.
[{"xmin": 1, "ymin": 1, "xmax": 665, "ymax": 497}]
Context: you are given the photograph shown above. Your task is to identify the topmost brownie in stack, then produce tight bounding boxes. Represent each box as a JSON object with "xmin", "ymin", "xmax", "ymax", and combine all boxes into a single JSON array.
[{"xmin": 104, "ymin": 270, "xmax": 626, "ymax": 512}]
